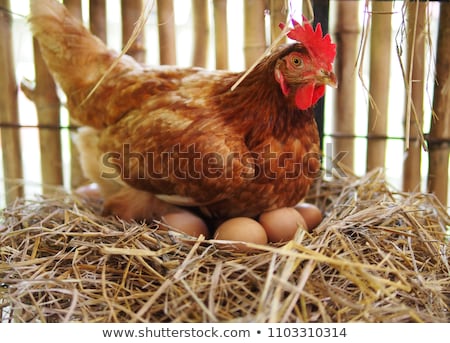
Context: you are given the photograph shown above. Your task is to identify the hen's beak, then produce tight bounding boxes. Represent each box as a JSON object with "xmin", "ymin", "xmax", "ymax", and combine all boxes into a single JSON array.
[{"xmin": 318, "ymin": 70, "xmax": 338, "ymax": 88}]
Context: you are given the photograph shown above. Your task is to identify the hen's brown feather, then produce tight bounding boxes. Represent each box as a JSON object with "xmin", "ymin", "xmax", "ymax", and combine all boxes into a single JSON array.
[{"xmin": 30, "ymin": 0, "xmax": 321, "ymax": 220}]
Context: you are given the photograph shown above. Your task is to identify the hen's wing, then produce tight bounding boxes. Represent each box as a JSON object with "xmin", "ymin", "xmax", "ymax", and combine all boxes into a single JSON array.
[{"xmin": 96, "ymin": 89, "xmax": 256, "ymax": 207}]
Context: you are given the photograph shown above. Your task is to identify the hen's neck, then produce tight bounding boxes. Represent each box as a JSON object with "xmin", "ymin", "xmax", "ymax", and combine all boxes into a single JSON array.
[{"xmin": 217, "ymin": 66, "xmax": 316, "ymax": 148}]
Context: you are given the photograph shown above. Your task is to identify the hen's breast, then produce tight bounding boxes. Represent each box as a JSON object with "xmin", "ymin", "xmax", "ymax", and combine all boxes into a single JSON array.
[{"xmin": 201, "ymin": 125, "xmax": 321, "ymax": 218}]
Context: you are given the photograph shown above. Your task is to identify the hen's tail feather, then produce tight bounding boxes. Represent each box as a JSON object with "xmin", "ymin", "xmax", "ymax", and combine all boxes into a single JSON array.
[
  {"xmin": 29, "ymin": 0, "xmax": 139, "ymax": 127},
  {"xmin": 29, "ymin": 0, "xmax": 112, "ymax": 92}
]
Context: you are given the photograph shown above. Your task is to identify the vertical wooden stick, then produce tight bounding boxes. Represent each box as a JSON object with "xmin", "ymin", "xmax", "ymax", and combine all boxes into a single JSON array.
[
  {"xmin": 427, "ymin": 1, "xmax": 449, "ymax": 207},
  {"xmin": 63, "ymin": 0, "xmax": 87, "ymax": 189},
  {"xmin": 402, "ymin": 1, "xmax": 426, "ymax": 192},
  {"xmin": 244, "ymin": 0, "xmax": 266, "ymax": 68},
  {"xmin": 213, "ymin": 0, "xmax": 228, "ymax": 70},
  {"xmin": 90, "ymin": 0, "xmax": 107, "ymax": 43},
  {"xmin": 302, "ymin": 0, "xmax": 314, "ymax": 21},
  {"xmin": 366, "ymin": 0, "xmax": 392, "ymax": 172},
  {"xmin": 157, "ymin": 0, "xmax": 176, "ymax": 65},
  {"xmin": 312, "ymin": 0, "xmax": 330, "ymax": 151},
  {"xmin": 269, "ymin": 0, "xmax": 286, "ymax": 45},
  {"xmin": 121, "ymin": 0, "xmax": 146, "ymax": 63},
  {"xmin": 192, "ymin": 0, "xmax": 209, "ymax": 67},
  {"xmin": 20, "ymin": 40, "xmax": 64, "ymax": 194},
  {"xmin": 332, "ymin": 1, "xmax": 360, "ymax": 171},
  {"xmin": 0, "ymin": 0, "xmax": 24, "ymax": 204}
]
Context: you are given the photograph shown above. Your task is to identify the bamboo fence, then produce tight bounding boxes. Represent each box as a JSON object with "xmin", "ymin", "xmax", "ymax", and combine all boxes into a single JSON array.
[
  {"xmin": 157, "ymin": 0, "xmax": 176, "ymax": 65},
  {"xmin": 89, "ymin": 0, "xmax": 107, "ymax": 43},
  {"xmin": 269, "ymin": 0, "xmax": 286, "ymax": 45},
  {"xmin": 121, "ymin": 0, "xmax": 146, "ymax": 63},
  {"xmin": 0, "ymin": 0, "xmax": 23, "ymax": 204},
  {"xmin": 213, "ymin": 0, "xmax": 228, "ymax": 69},
  {"xmin": 427, "ymin": 1, "xmax": 449, "ymax": 207},
  {"xmin": 403, "ymin": 1, "xmax": 427, "ymax": 193},
  {"xmin": 20, "ymin": 38, "xmax": 63, "ymax": 195},
  {"xmin": 244, "ymin": 0, "xmax": 266, "ymax": 68},
  {"xmin": 0, "ymin": 0, "xmax": 448, "ymax": 209},
  {"xmin": 63, "ymin": 0, "xmax": 87, "ymax": 189},
  {"xmin": 366, "ymin": 0, "xmax": 392, "ymax": 172},
  {"xmin": 332, "ymin": 0, "xmax": 359, "ymax": 171},
  {"xmin": 192, "ymin": 0, "xmax": 209, "ymax": 67},
  {"xmin": 308, "ymin": 0, "xmax": 329, "ymax": 150}
]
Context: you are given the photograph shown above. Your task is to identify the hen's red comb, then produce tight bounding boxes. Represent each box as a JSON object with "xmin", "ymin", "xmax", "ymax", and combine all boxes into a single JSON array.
[{"xmin": 280, "ymin": 17, "xmax": 336, "ymax": 68}]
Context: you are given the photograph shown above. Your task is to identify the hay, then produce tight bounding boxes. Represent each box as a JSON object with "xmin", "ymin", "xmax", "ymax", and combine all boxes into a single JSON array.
[{"xmin": 1, "ymin": 169, "xmax": 449, "ymax": 323}]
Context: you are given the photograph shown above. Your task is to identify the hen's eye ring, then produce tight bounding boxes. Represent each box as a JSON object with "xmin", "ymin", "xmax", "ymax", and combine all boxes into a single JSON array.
[{"xmin": 291, "ymin": 56, "xmax": 303, "ymax": 67}]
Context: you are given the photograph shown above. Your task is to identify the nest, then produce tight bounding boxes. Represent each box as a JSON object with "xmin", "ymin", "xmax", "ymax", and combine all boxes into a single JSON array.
[{"xmin": 1, "ymin": 169, "xmax": 449, "ymax": 323}]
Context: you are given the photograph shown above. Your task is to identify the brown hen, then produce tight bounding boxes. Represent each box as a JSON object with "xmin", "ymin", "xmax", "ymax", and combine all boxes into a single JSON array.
[{"xmin": 29, "ymin": 0, "xmax": 336, "ymax": 222}]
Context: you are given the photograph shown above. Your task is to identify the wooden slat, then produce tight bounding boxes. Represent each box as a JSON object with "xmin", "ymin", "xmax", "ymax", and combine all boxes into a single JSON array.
[
  {"xmin": 89, "ymin": 0, "xmax": 107, "ymax": 43},
  {"xmin": 402, "ymin": 1, "xmax": 426, "ymax": 192},
  {"xmin": 192, "ymin": 0, "xmax": 210, "ymax": 67},
  {"xmin": 0, "ymin": 0, "xmax": 24, "ymax": 204},
  {"xmin": 213, "ymin": 0, "xmax": 228, "ymax": 70},
  {"xmin": 269, "ymin": 0, "xmax": 286, "ymax": 45},
  {"xmin": 156, "ymin": 0, "xmax": 176, "ymax": 65},
  {"xmin": 366, "ymin": 0, "xmax": 392, "ymax": 172},
  {"xmin": 243, "ymin": 0, "xmax": 266, "ymax": 68},
  {"xmin": 21, "ymin": 39, "xmax": 63, "ymax": 195},
  {"xmin": 63, "ymin": 0, "xmax": 88, "ymax": 190},
  {"xmin": 312, "ymin": 0, "xmax": 330, "ymax": 151},
  {"xmin": 332, "ymin": 1, "xmax": 360, "ymax": 171},
  {"xmin": 427, "ymin": 1, "xmax": 450, "ymax": 207},
  {"xmin": 121, "ymin": 0, "xmax": 146, "ymax": 63}
]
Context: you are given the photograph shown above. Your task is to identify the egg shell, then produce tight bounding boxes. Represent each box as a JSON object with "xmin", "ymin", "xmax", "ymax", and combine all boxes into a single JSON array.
[
  {"xmin": 162, "ymin": 211, "xmax": 209, "ymax": 238},
  {"xmin": 214, "ymin": 217, "xmax": 268, "ymax": 251},
  {"xmin": 259, "ymin": 207, "xmax": 307, "ymax": 243},
  {"xmin": 294, "ymin": 203, "xmax": 323, "ymax": 230},
  {"xmin": 74, "ymin": 183, "xmax": 101, "ymax": 200}
]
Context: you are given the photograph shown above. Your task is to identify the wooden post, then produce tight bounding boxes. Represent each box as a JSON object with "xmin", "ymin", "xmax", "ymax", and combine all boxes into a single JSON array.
[
  {"xmin": 269, "ymin": 0, "xmax": 286, "ymax": 45},
  {"xmin": 213, "ymin": 0, "xmax": 228, "ymax": 70},
  {"xmin": 243, "ymin": 0, "xmax": 266, "ymax": 68},
  {"xmin": 332, "ymin": 1, "xmax": 360, "ymax": 171},
  {"xmin": 0, "ymin": 0, "xmax": 24, "ymax": 204},
  {"xmin": 89, "ymin": 0, "xmax": 107, "ymax": 43},
  {"xmin": 63, "ymin": 0, "xmax": 87, "ymax": 190},
  {"xmin": 366, "ymin": 0, "xmax": 392, "ymax": 172},
  {"xmin": 427, "ymin": 1, "xmax": 449, "ymax": 207},
  {"xmin": 192, "ymin": 0, "xmax": 209, "ymax": 67},
  {"xmin": 312, "ymin": 0, "xmax": 330, "ymax": 151},
  {"xmin": 21, "ymin": 40, "xmax": 64, "ymax": 195},
  {"xmin": 156, "ymin": 0, "xmax": 177, "ymax": 65},
  {"xmin": 121, "ymin": 0, "xmax": 146, "ymax": 63},
  {"xmin": 402, "ymin": 1, "xmax": 426, "ymax": 192}
]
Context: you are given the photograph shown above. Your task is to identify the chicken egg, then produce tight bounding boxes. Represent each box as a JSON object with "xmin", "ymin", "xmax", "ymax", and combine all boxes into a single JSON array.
[
  {"xmin": 214, "ymin": 217, "xmax": 268, "ymax": 251},
  {"xmin": 294, "ymin": 203, "xmax": 323, "ymax": 230},
  {"xmin": 258, "ymin": 207, "xmax": 307, "ymax": 243},
  {"xmin": 162, "ymin": 210, "xmax": 209, "ymax": 238},
  {"xmin": 74, "ymin": 183, "xmax": 101, "ymax": 201}
]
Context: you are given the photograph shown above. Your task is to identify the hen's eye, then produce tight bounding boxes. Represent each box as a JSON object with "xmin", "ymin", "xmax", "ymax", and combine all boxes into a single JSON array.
[{"xmin": 291, "ymin": 56, "xmax": 303, "ymax": 67}]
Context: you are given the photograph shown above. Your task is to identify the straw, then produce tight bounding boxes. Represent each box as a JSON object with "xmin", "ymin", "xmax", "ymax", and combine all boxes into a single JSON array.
[{"xmin": 1, "ymin": 169, "xmax": 448, "ymax": 323}]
